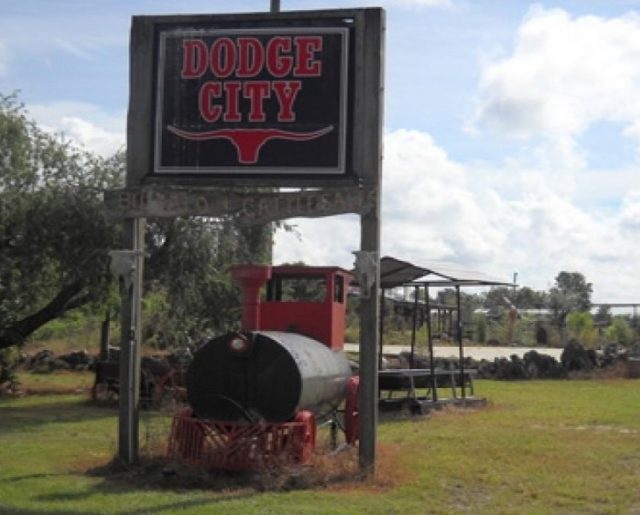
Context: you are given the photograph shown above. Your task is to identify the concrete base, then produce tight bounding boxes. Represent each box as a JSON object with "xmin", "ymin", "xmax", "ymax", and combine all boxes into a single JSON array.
[{"xmin": 379, "ymin": 396, "xmax": 488, "ymax": 416}]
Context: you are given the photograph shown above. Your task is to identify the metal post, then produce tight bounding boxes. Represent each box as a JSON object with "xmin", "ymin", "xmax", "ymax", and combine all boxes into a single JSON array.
[
  {"xmin": 118, "ymin": 218, "xmax": 145, "ymax": 465},
  {"xmin": 449, "ymin": 308, "xmax": 453, "ymax": 338},
  {"xmin": 357, "ymin": 8, "xmax": 385, "ymax": 477},
  {"xmin": 456, "ymin": 285, "xmax": 465, "ymax": 399},
  {"xmin": 426, "ymin": 284, "xmax": 436, "ymax": 402},
  {"xmin": 410, "ymin": 286, "xmax": 418, "ymax": 369},
  {"xmin": 378, "ymin": 289, "xmax": 385, "ymax": 370},
  {"xmin": 270, "ymin": 0, "xmax": 280, "ymax": 13}
]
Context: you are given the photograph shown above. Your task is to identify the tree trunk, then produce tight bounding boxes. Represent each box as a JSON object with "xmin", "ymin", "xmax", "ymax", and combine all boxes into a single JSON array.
[{"xmin": 0, "ymin": 279, "xmax": 89, "ymax": 350}]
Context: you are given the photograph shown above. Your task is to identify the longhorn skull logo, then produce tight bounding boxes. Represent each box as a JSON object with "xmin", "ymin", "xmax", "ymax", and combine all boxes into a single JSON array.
[{"xmin": 167, "ymin": 125, "xmax": 335, "ymax": 164}]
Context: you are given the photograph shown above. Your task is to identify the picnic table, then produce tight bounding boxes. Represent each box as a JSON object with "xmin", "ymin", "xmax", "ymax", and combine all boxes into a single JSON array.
[{"xmin": 378, "ymin": 368, "xmax": 477, "ymax": 411}]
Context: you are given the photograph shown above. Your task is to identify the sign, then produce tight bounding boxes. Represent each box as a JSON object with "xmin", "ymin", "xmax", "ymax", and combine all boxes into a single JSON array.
[
  {"xmin": 104, "ymin": 186, "xmax": 377, "ymax": 225},
  {"xmin": 156, "ymin": 27, "xmax": 348, "ymax": 176},
  {"xmin": 132, "ymin": 13, "xmax": 356, "ymax": 182}
]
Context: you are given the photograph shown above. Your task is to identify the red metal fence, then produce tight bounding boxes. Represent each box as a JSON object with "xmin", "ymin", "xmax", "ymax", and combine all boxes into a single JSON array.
[{"xmin": 167, "ymin": 408, "xmax": 316, "ymax": 471}]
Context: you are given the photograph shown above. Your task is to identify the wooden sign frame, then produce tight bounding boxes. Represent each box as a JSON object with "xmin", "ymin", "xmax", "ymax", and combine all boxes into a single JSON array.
[
  {"xmin": 113, "ymin": 7, "xmax": 384, "ymax": 477},
  {"xmin": 127, "ymin": 9, "xmax": 378, "ymax": 188}
]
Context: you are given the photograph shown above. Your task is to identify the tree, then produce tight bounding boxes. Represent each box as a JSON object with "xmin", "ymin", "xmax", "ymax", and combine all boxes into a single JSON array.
[
  {"xmin": 0, "ymin": 93, "xmax": 124, "ymax": 350},
  {"xmin": 0, "ymin": 91, "xmax": 275, "ymax": 351},
  {"xmin": 548, "ymin": 271, "xmax": 592, "ymax": 340},
  {"xmin": 550, "ymin": 271, "xmax": 592, "ymax": 311},
  {"xmin": 514, "ymin": 286, "xmax": 548, "ymax": 309},
  {"xmin": 483, "ymin": 286, "xmax": 547, "ymax": 314},
  {"xmin": 144, "ymin": 216, "xmax": 273, "ymax": 345}
]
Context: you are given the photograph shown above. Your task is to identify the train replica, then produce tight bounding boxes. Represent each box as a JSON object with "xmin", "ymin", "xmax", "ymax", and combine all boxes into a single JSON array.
[{"xmin": 167, "ymin": 264, "xmax": 360, "ymax": 471}]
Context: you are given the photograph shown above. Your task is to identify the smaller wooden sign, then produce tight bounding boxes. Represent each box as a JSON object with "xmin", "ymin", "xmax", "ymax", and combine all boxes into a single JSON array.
[{"xmin": 104, "ymin": 186, "xmax": 377, "ymax": 225}]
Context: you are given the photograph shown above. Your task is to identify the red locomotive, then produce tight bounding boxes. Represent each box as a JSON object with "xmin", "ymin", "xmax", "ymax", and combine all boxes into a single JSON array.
[{"xmin": 167, "ymin": 264, "xmax": 359, "ymax": 470}]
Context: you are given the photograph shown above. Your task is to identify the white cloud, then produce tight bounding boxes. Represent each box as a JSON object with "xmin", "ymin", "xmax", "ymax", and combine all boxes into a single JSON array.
[
  {"xmin": 273, "ymin": 215, "xmax": 361, "ymax": 267},
  {"xmin": 471, "ymin": 7, "xmax": 640, "ymax": 153},
  {"xmin": 274, "ymin": 129, "xmax": 640, "ymax": 302},
  {"xmin": 26, "ymin": 102, "xmax": 125, "ymax": 157},
  {"xmin": 620, "ymin": 190, "xmax": 640, "ymax": 233},
  {"xmin": 381, "ymin": 129, "xmax": 506, "ymax": 264}
]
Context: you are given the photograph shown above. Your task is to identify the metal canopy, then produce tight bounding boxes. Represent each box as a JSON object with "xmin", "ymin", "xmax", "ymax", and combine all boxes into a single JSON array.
[
  {"xmin": 375, "ymin": 256, "xmax": 513, "ymax": 402},
  {"xmin": 354, "ymin": 256, "xmax": 512, "ymax": 289},
  {"xmin": 373, "ymin": 256, "xmax": 513, "ymax": 289},
  {"xmin": 378, "ymin": 256, "xmax": 432, "ymax": 288}
]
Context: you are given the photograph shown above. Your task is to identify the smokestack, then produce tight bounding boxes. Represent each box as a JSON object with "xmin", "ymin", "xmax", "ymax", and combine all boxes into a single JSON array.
[{"xmin": 231, "ymin": 265, "xmax": 272, "ymax": 331}]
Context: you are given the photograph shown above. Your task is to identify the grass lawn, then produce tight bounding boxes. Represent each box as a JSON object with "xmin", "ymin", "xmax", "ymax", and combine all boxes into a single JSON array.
[
  {"xmin": 14, "ymin": 369, "xmax": 95, "ymax": 394},
  {"xmin": 0, "ymin": 377, "xmax": 639, "ymax": 514}
]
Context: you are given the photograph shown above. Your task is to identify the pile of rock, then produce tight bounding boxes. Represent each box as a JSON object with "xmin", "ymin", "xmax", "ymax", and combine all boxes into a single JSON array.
[
  {"xmin": 391, "ymin": 340, "xmax": 634, "ymax": 381},
  {"xmin": 477, "ymin": 351, "xmax": 566, "ymax": 380},
  {"xmin": 22, "ymin": 349, "xmax": 95, "ymax": 372}
]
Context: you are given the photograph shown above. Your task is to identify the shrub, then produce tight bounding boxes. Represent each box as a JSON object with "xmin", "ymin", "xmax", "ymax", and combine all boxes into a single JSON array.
[
  {"xmin": 605, "ymin": 317, "xmax": 634, "ymax": 345},
  {"xmin": 566, "ymin": 311, "xmax": 597, "ymax": 348}
]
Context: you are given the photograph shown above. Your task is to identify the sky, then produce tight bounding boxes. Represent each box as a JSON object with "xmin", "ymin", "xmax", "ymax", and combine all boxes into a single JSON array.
[{"xmin": 2, "ymin": 0, "xmax": 640, "ymax": 303}]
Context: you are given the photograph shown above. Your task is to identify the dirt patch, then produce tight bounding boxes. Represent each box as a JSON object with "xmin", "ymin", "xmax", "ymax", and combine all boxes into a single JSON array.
[
  {"xmin": 568, "ymin": 361, "xmax": 632, "ymax": 380},
  {"xmin": 85, "ymin": 441, "xmax": 406, "ymax": 495}
]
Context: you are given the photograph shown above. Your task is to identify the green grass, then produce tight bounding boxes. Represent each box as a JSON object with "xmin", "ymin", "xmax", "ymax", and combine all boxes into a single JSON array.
[
  {"xmin": 15, "ymin": 370, "xmax": 95, "ymax": 393},
  {"xmin": 0, "ymin": 379, "xmax": 639, "ymax": 514}
]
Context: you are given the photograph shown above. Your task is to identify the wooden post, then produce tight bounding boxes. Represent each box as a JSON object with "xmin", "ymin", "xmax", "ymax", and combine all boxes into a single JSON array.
[
  {"xmin": 117, "ymin": 218, "xmax": 145, "ymax": 465},
  {"xmin": 356, "ymin": 8, "xmax": 385, "ymax": 477},
  {"xmin": 117, "ymin": 15, "xmax": 152, "ymax": 465}
]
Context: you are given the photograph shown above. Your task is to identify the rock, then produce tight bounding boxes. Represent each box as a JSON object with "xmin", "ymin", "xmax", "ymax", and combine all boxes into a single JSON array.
[
  {"xmin": 398, "ymin": 351, "xmax": 429, "ymax": 369},
  {"xmin": 561, "ymin": 339, "xmax": 593, "ymax": 371},
  {"xmin": 477, "ymin": 359, "xmax": 495, "ymax": 379},
  {"xmin": 489, "ymin": 356, "xmax": 527, "ymax": 380},
  {"xmin": 51, "ymin": 359, "xmax": 71, "ymax": 371},
  {"xmin": 522, "ymin": 350, "xmax": 566, "ymax": 379},
  {"xmin": 586, "ymin": 349, "xmax": 599, "ymax": 367},
  {"xmin": 27, "ymin": 349, "xmax": 54, "ymax": 370},
  {"xmin": 59, "ymin": 350, "xmax": 94, "ymax": 370}
]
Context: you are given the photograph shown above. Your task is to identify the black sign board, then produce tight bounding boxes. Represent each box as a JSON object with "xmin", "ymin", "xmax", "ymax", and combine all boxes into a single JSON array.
[
  {"xmin": 156, "ymin": 27, "xmax": 348, "ymax": 175},
  {"xmin": 143, "ymin": 14, "xmax": 355, "ymax": 181}
]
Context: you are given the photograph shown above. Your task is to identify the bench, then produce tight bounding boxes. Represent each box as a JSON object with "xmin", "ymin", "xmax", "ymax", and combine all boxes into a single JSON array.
[{"xmin": 378, "ymin": 368, "xmax": 477, "ymax": 410}]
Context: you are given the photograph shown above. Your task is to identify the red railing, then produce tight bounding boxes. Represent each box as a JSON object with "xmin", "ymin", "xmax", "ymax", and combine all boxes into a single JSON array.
[{"xmin": 167, "ymin": 409, "xmax": 316, "ymax": 471}]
